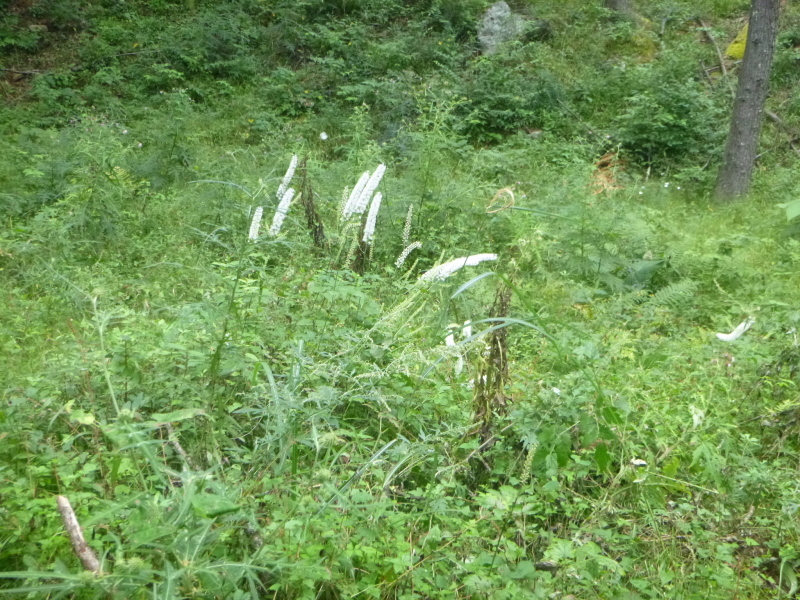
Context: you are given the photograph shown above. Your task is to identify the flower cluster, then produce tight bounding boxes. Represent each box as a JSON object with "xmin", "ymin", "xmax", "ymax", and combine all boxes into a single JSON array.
[
  {"xmin": 419, "ymin": 253, "xmax": 498, "ymax": 282},
  {"xmin": 269, "ymin": 188, "xmax": 295, "ymax": 236},
  {"xmin": 248, "ymin": 206, "xmax": 263, "ymax": 241},
  {"xmin": 715, "ymin": 316, "xmax": 755, "ymax": 342},
  {"xmin": 362, "ymin": 192, "xmax": 383, "ymax": 244},
  {"xmin": 342, "ymin": 164, "xmax": 386, "ymax": 220},
  {"xmin": 395, "ymin": 241, "xmax": 422, "ymax": 268},
  {"xmin": 276, "ymin": 155, "xmax": 298, "ymax": 201},
  {"xmin": 402, "ymin": 204, "xmax": 414, "ymax": 246}
]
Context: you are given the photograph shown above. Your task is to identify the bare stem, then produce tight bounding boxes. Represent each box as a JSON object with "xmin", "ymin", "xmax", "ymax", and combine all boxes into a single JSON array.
[{"xmin": 56, "ymin": 496, "xmax": 102, "ymax": 575}]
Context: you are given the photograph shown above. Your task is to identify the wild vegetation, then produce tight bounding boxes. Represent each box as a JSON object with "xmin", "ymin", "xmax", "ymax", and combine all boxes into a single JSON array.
[{"xmin": 2, "ymin": 0, "xmax": 800, "ymax": 598}]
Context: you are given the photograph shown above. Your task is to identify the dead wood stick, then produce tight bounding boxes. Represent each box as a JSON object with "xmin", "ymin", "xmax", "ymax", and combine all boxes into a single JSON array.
[
  {"xmin": 0, "ymin": 68, "xmax": 43, "ymax": 75},
  {"xmin": 56, "ymin": 495, "xmax": 102, "ymax": 575},
  {"xmin": 164, "ymin": 422, "xmax": 196, "ymax": 469},
  {"xmin": 696, "ymin": 18, "xmax": 735, "ymax": 97}
]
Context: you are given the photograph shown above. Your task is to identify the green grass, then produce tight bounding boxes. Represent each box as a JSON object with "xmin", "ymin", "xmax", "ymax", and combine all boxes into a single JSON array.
[{"xmin": 2, "ymin": 1, "xmax": 800, "ymax": 598}]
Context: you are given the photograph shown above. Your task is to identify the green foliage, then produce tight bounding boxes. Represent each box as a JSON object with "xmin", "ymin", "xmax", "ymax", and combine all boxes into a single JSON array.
[
  {"xmin": 4, "ymin": 1, "xmax": 800, "ymax": 598},
  {"xmin": 613, "ymin": 64, "xmax": 726, "ymax": 168},
  {"xmin": 457, "ymin": 45, "xmax": 564, "ymax": 143}
]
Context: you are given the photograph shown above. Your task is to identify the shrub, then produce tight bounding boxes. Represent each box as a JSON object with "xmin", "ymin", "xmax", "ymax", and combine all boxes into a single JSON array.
[{"xmin": 613, "ymin": 64, "xmax": 725, "ymax": 168}]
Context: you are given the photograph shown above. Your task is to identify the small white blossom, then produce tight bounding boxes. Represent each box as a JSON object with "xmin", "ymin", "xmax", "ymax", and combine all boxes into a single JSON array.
[
  {"xmin": 395, "ymin": 241, "xmax": 422, "ymax": 268},
  {"xmin": 320, "ymin": 132, "xmax": 328, "ymax": 140},
  {"xmin": 419, "ymin": 253, "xmax": 498, "ymax": 282},
  {"xmin": 269, "ymin": 188, "xmax": 295, "ymax": 236},
  {"xmin": 630, "ymin": 458, "xmax": 648, "ymax": 467},
  {"xmin": 122, "ymin": 129, "xmax": 129, "ymax": 134},
  {"xmin": 552, "ymin": 387, "xmax": 561, "ymax": 396},
  {"xmin": 276, "ymin": 155, "xmax": 298, "ymax": 200},
  {"xmin": 362, "ymin": 192, "xmax": 382, "ymax": 243},
  {"xmin": 248, "ymin": 206, "xmax": 263, "ymax": 241},
  {"xmin": 664, "ymin": 182, "xmax": 670, "ymax": 188},
  {"xmin": 716, "ymin": 317, "xmax": 755, "ymax": 342},
  {"xmin": 445, "ymin": 333, "xmax": 456, "ymax": 347}
]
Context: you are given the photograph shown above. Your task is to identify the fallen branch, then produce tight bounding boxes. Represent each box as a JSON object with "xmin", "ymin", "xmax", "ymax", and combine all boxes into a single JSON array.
[
  {"xmin": 696, "ymin": 18, "xmax": 734, "ymax": 97},
  {"xmin": 0, "ymin": 68, "xmax": 43, "ymax": 75},
  {"xmin": 56, "ymin": 496, "xmax": 102, "ymax": 575},
  {"xmin": 164, "ymin": 422, "xmax": 196, "ymax": 469}
]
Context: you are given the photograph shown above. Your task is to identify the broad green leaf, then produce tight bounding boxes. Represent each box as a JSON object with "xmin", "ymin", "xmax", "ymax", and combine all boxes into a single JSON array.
[
  {"xmin": 150, "ymin": 408, "xmax": 206, "ymax": 424},
  {"xmin": 191, "ymin": 493, "xmax": 241, "ymax": 518}
]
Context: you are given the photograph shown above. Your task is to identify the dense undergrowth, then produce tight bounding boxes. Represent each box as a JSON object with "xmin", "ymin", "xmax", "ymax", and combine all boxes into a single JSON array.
[{"xmin": 2, "ymin": 0, "xmax": 800, "ymax": 598}]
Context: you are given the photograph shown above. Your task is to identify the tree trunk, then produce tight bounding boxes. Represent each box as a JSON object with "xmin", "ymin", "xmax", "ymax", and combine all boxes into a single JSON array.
[{"xmin": 714, "ymin": 0, "xmax": 780, "ymax": 201}]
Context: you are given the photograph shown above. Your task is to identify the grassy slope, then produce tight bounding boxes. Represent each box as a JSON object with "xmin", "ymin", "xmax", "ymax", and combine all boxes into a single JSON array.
[{"xmin": 2, "ymin": 1, "xmax": 800, "ymax": 598}]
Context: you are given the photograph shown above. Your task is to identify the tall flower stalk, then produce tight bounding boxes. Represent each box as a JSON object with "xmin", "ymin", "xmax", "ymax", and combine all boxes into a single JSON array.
[
  {"xmin": 269, "ymin": 188, "xmax": 296, "ymax": 236},
  {"xmin": 419, "ymin": 254, "xmax": 498, "ymax": 282},
  {"xmin": 248, "ymin": 206, "xmax": 263, "ymax": 241},
  {"xmin": 276, "ymin": 155, "xmax": 298, "ymax": 201},
  {"xmin": 362, "ymin": 192, "xmax": 383, "ymax": 244}
]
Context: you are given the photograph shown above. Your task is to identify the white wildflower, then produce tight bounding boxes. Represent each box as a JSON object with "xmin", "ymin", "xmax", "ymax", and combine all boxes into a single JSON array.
[
  {"xmin": 248, "ymin": 206, "xmax": 263, "ymax": 241},
  {"xmin": 320, "ymin": 132, "xmax": 328, "ymax": 140},
  {"xmin": 445, "ymin": 333, "xmax": 456, "ymax": 347},
  {"xmin": 395, "ymin": 241, "xmax": 422, "ymax": 268},
  {"xmin": 269, "ymin": 188, "xmax": 295, "ymax": 236},
  {"xmin": 275, "ymin": 155, "xmax": 298, "ymax": 200},
  {"xmin": 419, "ymin": 253, "xmax": 498, "ymax": 282},
  {"xmin": 402, "ymin": 204, "xmax": 414, "ymax": 246},
  {"xmin": 362, "ymin": 192, "xmax": 382, "ymax": 243},
  {"xmin": 351, "ymin": 163, "xmax": 386, "ymax": 217},
  {"xmin": 630, "ymin": 458, "xmax": 648, "ymax": 467},
  {"xmin": 690, "ymin": 405, "xmax": 705, "ymax": 429},
  {"xmin": 342, "ymin": 172, "xmax": 370, "ymax": 219},
  {"xmin": 715, "ymin": 317, "xmax": 755, "ymax": 342}
]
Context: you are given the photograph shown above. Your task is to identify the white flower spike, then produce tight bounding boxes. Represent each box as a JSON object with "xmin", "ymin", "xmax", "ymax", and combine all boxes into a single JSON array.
[
  {"xmin": 342, "ymin": 171, "xmax": 371, "ymax": 219},
  {"xmin": 248, "ymin": 206, "xmax": 263, "ymax": 241},
  {"xmin": 362, "ymin": 192, "xmax": 383, "ymax": 243},
  {"xmin": 395, "ymin": 241, "xmax": 422, "ymax": 268},
  {"xmin": 353, "ymin": 163, "xmax": 386, "ymax": 216},
  {"xmin": 276, "ymin": 155, "xmax": 298, "ymax": 200},
  {"xmin": 419, "ymin": 253, "xmax": 498, "ymax": 282},
  {"xmin": 269, "ymin": 188, "xmax": 295, "ymax": 236},
  {"xmin": 715, "ymin": 317, "xmax": 755, "ymax": 342}
]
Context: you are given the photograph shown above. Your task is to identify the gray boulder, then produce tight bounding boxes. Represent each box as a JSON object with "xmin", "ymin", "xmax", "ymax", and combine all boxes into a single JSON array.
[
  {"xmin": 478, "ymin": 2, "xmax": 524, "ymax": 55},
  {"xmin": 478, "ymin": 2, "xmax": 550, "ymax": 54}
]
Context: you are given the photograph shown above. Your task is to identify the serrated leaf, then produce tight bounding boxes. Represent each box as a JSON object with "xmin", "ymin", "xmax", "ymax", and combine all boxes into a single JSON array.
[{"xmin": 191, "ymin": 493, "xmax": 240, "ymax": 518}]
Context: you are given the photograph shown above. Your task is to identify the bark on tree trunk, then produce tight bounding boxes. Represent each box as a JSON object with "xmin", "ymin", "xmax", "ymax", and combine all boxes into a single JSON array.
[{"xmin": 714, "ymin": 0, "xmax": 780, "ymax": 201}]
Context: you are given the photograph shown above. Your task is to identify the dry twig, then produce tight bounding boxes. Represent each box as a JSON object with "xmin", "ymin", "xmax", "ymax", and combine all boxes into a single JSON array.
[{"xmin": 56, "ymin": 496, "xmax": 101, "ymax": 575}]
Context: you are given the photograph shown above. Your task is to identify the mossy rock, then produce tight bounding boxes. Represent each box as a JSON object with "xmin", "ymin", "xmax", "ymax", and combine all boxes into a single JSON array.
[{"xmin": 726, "ymin": 22, "xmax": 748, "ymax": 59}]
